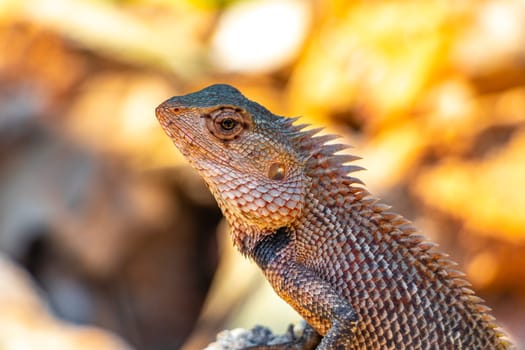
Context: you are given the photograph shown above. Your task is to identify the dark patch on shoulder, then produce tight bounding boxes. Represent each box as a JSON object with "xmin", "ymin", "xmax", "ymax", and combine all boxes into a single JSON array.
[{"xmin": 251, "ymin": 227, "xmax": 291, "ymax": 270}]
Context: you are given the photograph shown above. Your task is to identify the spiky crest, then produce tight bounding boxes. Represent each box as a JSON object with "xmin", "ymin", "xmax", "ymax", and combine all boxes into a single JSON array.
[{"xmin": 278, "ymin": 117, "xmax": 511, "ymax": 345}]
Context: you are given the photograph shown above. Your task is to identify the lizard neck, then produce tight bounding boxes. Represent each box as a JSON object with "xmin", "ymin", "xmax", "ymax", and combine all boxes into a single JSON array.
[
  {"xmin": 214, "ymin": 197, "xmax": 272, "ymax": 255},
  {"xmin": 231, "ymin": 223, "xmax": 267, "ymax": 255},
  {"xmin": 227, "ymin": 176, "xmax": 364, "ymax": 257}
]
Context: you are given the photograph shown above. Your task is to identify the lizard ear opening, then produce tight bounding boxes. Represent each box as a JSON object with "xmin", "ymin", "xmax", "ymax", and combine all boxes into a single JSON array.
[{"xmin": 268, "ymin": 162, "xmax": 286, "ymax": 181}]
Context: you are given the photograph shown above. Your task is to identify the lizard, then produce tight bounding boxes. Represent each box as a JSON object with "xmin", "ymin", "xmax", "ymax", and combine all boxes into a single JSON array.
[{"xmin": 155, "ymin": 84, "xmax": 512, "ymax": 349}]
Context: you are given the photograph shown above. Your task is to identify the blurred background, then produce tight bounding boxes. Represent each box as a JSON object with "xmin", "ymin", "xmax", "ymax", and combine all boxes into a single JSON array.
[{"xmin": 0, "ymin": 0, "xmax": 524, "ymax": 349}]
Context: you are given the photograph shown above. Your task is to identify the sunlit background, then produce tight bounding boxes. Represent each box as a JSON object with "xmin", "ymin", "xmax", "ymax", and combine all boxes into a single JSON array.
[{"xmin": 0, "ymin": 0, "xmax": 524, "ymax": 349}]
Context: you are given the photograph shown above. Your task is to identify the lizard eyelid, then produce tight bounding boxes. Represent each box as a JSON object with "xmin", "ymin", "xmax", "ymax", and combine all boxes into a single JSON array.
[{"xmin": 205, "ymin": 107, "xmax": 251, "ymax": 141}]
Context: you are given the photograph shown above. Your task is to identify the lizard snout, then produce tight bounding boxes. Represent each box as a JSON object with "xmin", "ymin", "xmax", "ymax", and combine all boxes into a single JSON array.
[
  {"xmin": 154, "ymin": 104, "xmax": 169, "ymax": 123},
  {"xmin": 155, "ymin": 101, "xmax": 185, "ymax": 124}
]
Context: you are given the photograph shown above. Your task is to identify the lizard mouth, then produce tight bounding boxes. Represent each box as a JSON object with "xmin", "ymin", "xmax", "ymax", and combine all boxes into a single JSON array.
[
  {"xmin": 155, "ymin": 106, "xmax": 198, "ymax": 151},
  {"xmin": 155, "ymin": 106, "xmax": 237, "ymax": 170},
  {"xmin": 155, "ymin": 102, "xmax": 266, "ymax": 178}
]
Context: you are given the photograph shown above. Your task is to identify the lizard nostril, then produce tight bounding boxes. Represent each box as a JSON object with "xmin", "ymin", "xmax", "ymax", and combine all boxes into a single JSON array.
[{"xmin": 155, "ymin": 105, "xmax": 183, "ymax": 121}]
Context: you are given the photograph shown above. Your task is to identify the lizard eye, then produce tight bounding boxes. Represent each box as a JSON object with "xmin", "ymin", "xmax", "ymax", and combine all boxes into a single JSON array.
[
  {"xmin": 206, "ymin": 107, "xmax": 250, "ymax": 140},
  {"xmin": 220, "ymin": 118, "xmax": 236, "ymax": 130}
]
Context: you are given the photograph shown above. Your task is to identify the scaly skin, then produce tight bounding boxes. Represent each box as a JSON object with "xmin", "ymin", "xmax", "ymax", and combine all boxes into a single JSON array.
[{"xmin": 155, "ymin": 84, "xmax": 512, "ymax": 349}]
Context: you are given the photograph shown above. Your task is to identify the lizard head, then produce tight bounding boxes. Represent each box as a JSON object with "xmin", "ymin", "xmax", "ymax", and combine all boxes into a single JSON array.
[{"xmin": 155, "ymin": 84, "xmax": 310, "ymax": 240}]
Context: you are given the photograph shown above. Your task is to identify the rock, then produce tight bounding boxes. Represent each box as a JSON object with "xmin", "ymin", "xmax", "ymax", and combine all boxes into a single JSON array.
[{"xmin": 204, "ymin": 323, "xmax": 312, "ymax": 350}]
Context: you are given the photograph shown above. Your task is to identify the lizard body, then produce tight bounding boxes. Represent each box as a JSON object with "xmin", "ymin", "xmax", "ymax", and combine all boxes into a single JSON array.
[{"xmin": 156, "ymin": 84, "xmax": 512, "ymax": 349}]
